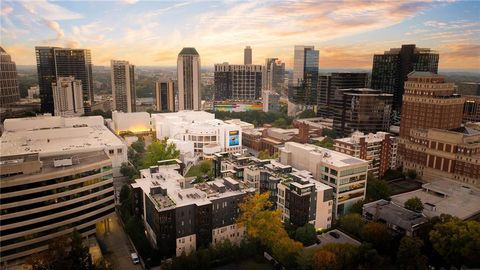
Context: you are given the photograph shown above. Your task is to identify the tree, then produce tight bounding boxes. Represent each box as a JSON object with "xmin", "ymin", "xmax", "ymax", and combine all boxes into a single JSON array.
[
  {"xmin": 338, "ymin": 213, "xmax": 364, "ymax": 238},
  {"xmin": 321, "ymin": 128, "xmax": 337, "ymax": 139},
  {"xmin": 429, "ymin": 219, "xmax": 480, "ymax": 267},
  {"xmin": 257, "ymin": 150, "xmax": 271, "ymax": 160},
  {"xmin": 273, "ymin": 117, "xmax": 288, "ymax": 128},
  {"xmin": 120, "ymin": 162, "xmax": 138, "ymax": 179},
  {"xmin": 366, "ymin": 175, "xmax": 391, "ymax": 201},
  {"xmin": 238, "ymin": 192, "xmax": 302, "ymax": 266},
  {"xmin": 27, "ymin": 235, "xmax": 71, "ymax": 270},
  {"xmin": 361, "ymin": 222, "xmax": 392, "ymax": 254},
  {"xmin": 406, "ymin": 169, "xmax": 417, "ymax": 180},
  {"xmin": 404, "ymin": 197, "xmax": 424, "ymax": 212},
  {"xmin": 198, "ymin": 160, "xmax": 212, "ymax": 174},
  {"xmin": 143, "ymin": 139, "xmax": 180, "ymax": 168},
  {"xmin": 69, "ymin": 230, "xmax": 93, "ymax": 270},
  {"xmin": 314, "ymin": 137, "xmax": 334, "ymax": 150},
  {"xmin": 318, "ymin": 243, "xmax": 357, "ymax": 270},
  {"xmin": 312, "ymin": 250, "xmax": 337, "ymax": 270},
  {"xmin": 298, "ymin": 109, "xmax": 316, "ymax": 119},
  {"xmin": 131, "ymin": 138, "xmax": 145, "ymax": 153},
  {"xmin": 347, "ymin": 199, "xmax": 364, "ymax": 215},
  {"xmin": 295, "ymin": 223, "xmax": 317, "ymax": 246},
  {"xmin": 397, "ymin": 236, "xmax": 428, "ymax": 270},
  {"xmin": 119, "ymin": 184, "xmax": 132, "ymax": 220}
]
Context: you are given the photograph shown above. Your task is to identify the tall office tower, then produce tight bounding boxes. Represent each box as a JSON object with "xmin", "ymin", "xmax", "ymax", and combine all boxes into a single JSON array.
[
  {"xmin": 290, "ymin": 45, "xmax": 319, "ymax": 105},
  {"xmin": 214, "ymin": 63, "xmax": 262, "ymax": 100},
  {"xmin": 262, "ymin": 58, "xmax": 285, "ymax": 91},
  {"xmin": 35, "ymin": 47, "xmax": 93, "ymax": 114},
  {"xmin": 111, "ymin": 60, "xmax": 136, "ymax": 113},
  {"xmin": 244, "ymin": 46, "xmax": 252, "ymax": 65},
  {"xmin": 399, "ymin": 72, "xmax": 464, "ymax": 138},
  {"xmin": 177, "ymin": 48, "xmax": 201, "ymax": 111},
  {"xmin": 317, "ymin": 73, "xmax": 368, "ymax": 118},
  {"xmin": 155, "ymin": 79, "xmax": 176, "ymax": 112},
  {"xmin": 332, "ymin": 88, "xmax": 393, "ymax": 137},
  {"xmin": 371, "ymin": 44, "xmax": 439, "ymax": 113},
  {"xmin": 0, "ymin": 47, "xmax": 20, "ymax": 107},
  {"xmin": 52, "ymin": 76, "xmax": 84, "ymax": 117}
]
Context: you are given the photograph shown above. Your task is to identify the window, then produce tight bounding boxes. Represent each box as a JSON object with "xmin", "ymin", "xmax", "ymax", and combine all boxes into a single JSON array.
[
  {"xmin": 117, "ymin": 148, "xmax": 123, "ymax": 154},
  {"xmin": 108, "ymin": 149, "xmax": 114, "ymax": 155}
]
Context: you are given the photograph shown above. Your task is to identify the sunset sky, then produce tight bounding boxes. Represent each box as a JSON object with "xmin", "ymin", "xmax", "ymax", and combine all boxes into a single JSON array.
[{"xmin": 1, "ymin": 0, "xmax": 479, "ymax": 70}]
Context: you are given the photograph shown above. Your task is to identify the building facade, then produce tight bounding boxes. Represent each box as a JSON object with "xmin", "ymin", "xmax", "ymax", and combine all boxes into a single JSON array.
[
  {"xmin": 331, "ymin": 88, "xmax": 393, "ymax": 138},
  {"xmin": 317, "ymin": 73, "xmax": 368, "ymax": 118},
  {"xmin": 35, "ymin": 47, "xmax": 93, "ymax": 114},
  {"xmin": 0, "ymin": 47, "xmax": 20, "ymax": 107},
  {"xmin": 399, "ymin": 72, "xmax": 464, "ymax": 138},
  {"xmin": 177, "ymin": 48, "xmax": 201, "ymax": 111},
  {"xmin": 244, "ymin": 46, "xmax": 252, "ymax": 65},
  {"xmin": 214, "ymin": 63, "xmax": 262, "ymax": 100},
  {"xmin": 463, "ymin": 95, "xmax": 480, "ymax": 123},
  {"xmin": 290, "ymin": 45, "xmax": 319, "ymax": 106},
  {"xmin": 371, "ymin": 44, "xmax": 439, "ymax": 113},
  {"xmin": 111, "ymin": 60, "xmax": 136, "ymax": 113},
  {"xmin": 334, "ymin": 131, "xmax": 398, "ymax": 177},
  {"xmin": 280, "ymin": 142, "xmax": 368, "ymax": 218},
  {"xmin": 52, "ymin": 76, "xmax": 84, "ymax": 117},
  {"xmin": 155, "ymin": 80, "xmax": 176, "ymax": 112},
  {"xmin": 262, "ymin": 91, "xmax": 280, "ymax": 112},
  {"xmin": 262, "ymin": 58, "xmax": 285, "ymax": 91},
  {"xmin": 132, "ymin": 162, "xmax": 254, "ymax": 258}
]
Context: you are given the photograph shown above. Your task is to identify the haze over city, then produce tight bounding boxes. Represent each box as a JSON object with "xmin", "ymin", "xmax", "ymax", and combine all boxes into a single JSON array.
[{"xmin": 1, "ymin": 0, "xmax": 480, "ymax": 69}]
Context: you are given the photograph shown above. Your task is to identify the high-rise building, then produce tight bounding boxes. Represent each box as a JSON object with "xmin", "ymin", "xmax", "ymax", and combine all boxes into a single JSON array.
[
  {"xmin": 317, "ymin": 73, "xmax": 368, "ymax": 118},
  {"xmin": 262, "ymin": 58, "xmax": 285, "ymax": 91},
  {"xmin": 262, "ymin": 90, "xmax": 280, "ymax": 112},
  {"xmin": 214, "ymin": 63, "xmax": 262, "ymax": 100},
  {"xmin": 52, "ymin": 76, "xmax": 84, "ymax": 117},
  {"xmin": 155, "ymin": 79, "xmax": 176, "ymax": 112},
  {"xmin": 111, "ymin": 60, "xmax": 136, "ymax": 113},
  {"xmin": 463, "ymin": 95, "xmax": 480, "ymax": 123},
  {"xmin": 177, "ymin": 48, "xmax": 201, "ymax": 111},
  {"xmin": 332, "ymin": 88, "xmax": 393, "ymax": 137},
  {"xmin": 371, "ymin": 44, "xmax": 439, "ymax": 113},
  {"xmin": 290, "ymin": 45, "xmax": 319, "ymax": 106},
  {"xmin": 399, "ymin": 72, "xmax": 464, "ymax": 138},
  {"xmin": 456, "ymin": 82, "xmax": 480, "ymax": 96},
  {"xmin": 0, "ymin": 47, "xmax": 20, "ymax": 107},
  {"xmin": 244, "ymin": 46, "xmax": 252, "ymax": 65},
  {"xmin": 334, "ymin": 131, "xmax": 398, "ymax": 178},
  {"xmin": 35, "ymin": 47, "xmax": 93, "ymax": 114}
]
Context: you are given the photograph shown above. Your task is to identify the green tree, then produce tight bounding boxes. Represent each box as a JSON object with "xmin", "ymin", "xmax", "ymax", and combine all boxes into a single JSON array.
[
  {"xmin": 429, "ymin": 219, "xmax": 480, "ymax": 267},
  {"xmin": 198, "ymin": 160, "xmax": 212, "ymax": 174},
  {"xmin": 313, "ymin": 137, "xmax": 334, "ymax": 150},
  {"xmin": 69, "ymin": 230, "xmax": 93, "ymax": 270},
  {"xmin": 298, "ymin": 109, "xmax": 316, "ymax": 119},
  {"xmin": 131, "ymin": 138, "xmax": 145, "ymax": 153},
  {"xmin": 273, "ymin": 117, "xmax": 288, "ymax": 128},
  {"xmin": 361, "ymin": 222, "xmax": 392, "ymax": 254},
  {"xmin": 404, "ymin": 197, "xmax": 424, "ymax": 212},
  {"xmin": 295, "ymin": 223, "xmax": 317, "ymax": 246},
  {"xmin": 143, "ymin": 139, "xmax": 180, "ymax": 168},
  {"xmin": 321, "ymin": 128, "xmax": 337, "ymax": 139},
  {"xmin": 406, "ymin": 169, "xmax": 417, "ymax": 179},
  {"xmin": 366, "ymin": 174, "xmax": 391, "ymax": 201},
  {"xmin": 347, "ymin": 199, "xmax": 364, "ymax": 215},
  {"xmin": 338, "ymin": 213, "xmax": 364, "ymax": 238},
  {"xmin": 257, "ymin": 150, "xmax": 271, "ymax": 160},
  {"xmin": 397, "ymin": 236, "xmax": 428, "ymax": 270},
  {"xmin": 120, "ymin": 162, "xmax": 138, "ymax": 180}
]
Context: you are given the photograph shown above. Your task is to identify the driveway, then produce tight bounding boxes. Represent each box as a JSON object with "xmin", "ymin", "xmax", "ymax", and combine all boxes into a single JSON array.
[{"xmin": 96, "ymin": 214, "xmax": 142, "ymax": 270}]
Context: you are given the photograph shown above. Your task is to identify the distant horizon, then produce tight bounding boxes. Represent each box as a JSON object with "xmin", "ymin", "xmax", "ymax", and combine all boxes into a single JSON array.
[{"xmin": 2, "ymin": 1, "xmax": 479, "ymax": 69}]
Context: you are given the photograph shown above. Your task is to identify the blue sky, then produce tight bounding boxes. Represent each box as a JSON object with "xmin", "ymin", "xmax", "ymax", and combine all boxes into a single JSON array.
[{"xmin": 1, "ymin": 0, "xmax": 479, "ymax": 69}]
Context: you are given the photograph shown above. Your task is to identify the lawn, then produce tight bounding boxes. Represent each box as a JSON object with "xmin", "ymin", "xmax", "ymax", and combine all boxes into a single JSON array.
[{"xmin": 185, "ymin": 164, "xmax": 204, "ymax": 177}]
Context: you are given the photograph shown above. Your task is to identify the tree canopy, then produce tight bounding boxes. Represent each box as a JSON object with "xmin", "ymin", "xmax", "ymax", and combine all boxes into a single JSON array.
[
  {"xmin": 143, "ymin": 139, "xmax": 180, "ymax": 168},
  {"xmin": 338, "ymin": 213, "xmax": 364, "ymax": 238},
  {"xmin": 404, "ymin": 197, "xmax": 424, "ymax": 213},
  {"xmin": 366, "ymin": 174, "xmax": 391, "ymax": 201},
  {"xmin": 361, "ymin": 222, "xmax": 392, "ymax": 254},
  {"xmin": 396, "ymin": 236, "xmax": 428, "ymax": 270}
]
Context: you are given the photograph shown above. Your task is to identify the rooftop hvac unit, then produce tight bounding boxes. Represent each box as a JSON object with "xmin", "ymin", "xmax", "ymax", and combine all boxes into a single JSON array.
[{"xmin": 53, "ymin": 157, "xmax": 73, "ymax": 167}]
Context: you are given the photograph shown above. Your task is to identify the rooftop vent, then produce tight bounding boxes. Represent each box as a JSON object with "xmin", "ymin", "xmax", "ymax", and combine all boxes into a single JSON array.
[{"xmin": 53, "ymin": 157, "xmax": 73, "ymax": 167}]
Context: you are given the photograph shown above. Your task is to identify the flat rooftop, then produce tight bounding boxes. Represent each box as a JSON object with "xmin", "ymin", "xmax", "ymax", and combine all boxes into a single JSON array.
[
  {"xmin": 391, "ymin": 180, "xmax": 480, "ymax": 220},
  {"xmin": 306, "ymin": 229, "xmax": 360, "ymax": 249},
  {"xmin": 363, "ymin": 200, "xmax": 429, "ymax": 229},
  {"xmin": 0, "ymin": 116, "xmax": 124, "ymax": 157},
  {"xmin": 284, "ymin": 142, "xmax": 368, "ymax": 167}
]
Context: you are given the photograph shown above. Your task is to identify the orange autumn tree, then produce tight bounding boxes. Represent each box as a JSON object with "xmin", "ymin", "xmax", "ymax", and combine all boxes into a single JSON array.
[
  {"xmin": 238, "ymin": 192, "xmax": 302, "ymax": 266},
  {"xmin": 313, "ymin": 250, "xmax": 337, "ymax": 270}
]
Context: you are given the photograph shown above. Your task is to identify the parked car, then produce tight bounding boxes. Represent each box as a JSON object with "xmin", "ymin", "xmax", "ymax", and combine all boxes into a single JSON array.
[
  {"xmin": 131, "ymin": 253, "xmax": 140, "ymax": 264},
  {"xmin": 329, "ymin": 231, "xmax": 340, "ymax": 239}
]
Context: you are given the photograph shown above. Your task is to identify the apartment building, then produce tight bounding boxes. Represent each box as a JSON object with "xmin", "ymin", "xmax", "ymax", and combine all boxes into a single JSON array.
[
  {"xmin": 334, "ymin": 131, "xmax": 398, "ymax": 177},
  {"xmin": 214, "ymin": 63, "xmax": 263, "ymax": 101},
  {"xmin": 213, "ymin": 153, "xmax": 334, "ymax": 230},
  {"xmin": 280, "ymin": 142, "xmax": 368, "ymax": 218},
  {"xmin": 131, "ymin": 162, "xmax": 254, "ymax": 258},
  {"xmin": 52, "ymin": 76, "xmax": 84, "ymax": 117}
]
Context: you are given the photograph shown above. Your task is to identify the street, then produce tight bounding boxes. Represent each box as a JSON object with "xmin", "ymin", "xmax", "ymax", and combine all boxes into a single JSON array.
[{"xmin": 96, "ymin": 214, "xmax": 143, "ymax": 270}]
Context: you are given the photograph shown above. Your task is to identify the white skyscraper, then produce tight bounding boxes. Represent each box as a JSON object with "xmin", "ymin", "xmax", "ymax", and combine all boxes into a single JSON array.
[
  {"xmin": 177, "ymin": 48, "xmax": 201, "ymax": 111},
  {"xmin": 52, "ymin": 76, "xmax": 84, "ymax": 117},
  {"xmin": 111, "ymin": 60, "xmax": 136, "ymax": 113}
]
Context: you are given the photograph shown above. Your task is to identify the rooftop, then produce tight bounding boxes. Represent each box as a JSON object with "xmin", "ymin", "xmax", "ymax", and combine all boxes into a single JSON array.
[
  {"xmin": 391, "ymin": 180, "xmax": 480, "ymax": 220},
  {"xmin": 363, "ymin": 200, "xmax": 429, "ymax": 230},
  {"xmin": 306, "ymin": 229, "xmax": 361, "ymax": 249},
  {"xmin": 336, "ymin": 131, "xmax": 393, "ymax": 145},
  {"xmin": 179, "ymin": 47, "xmax": 199, "ymax": 55},
  {"xmin": 0, "ymin": 116, "xmax": 124, "ymax": 157}
]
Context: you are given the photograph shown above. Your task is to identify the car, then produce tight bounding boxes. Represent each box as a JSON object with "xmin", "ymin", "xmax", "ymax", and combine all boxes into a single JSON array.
[
  {"xmin": 329, "ymin": 231, "xmax": 340, "ymax": 239},
  {"xmin": 131, "ymin": 252, "xmax": 140, "ymax": 264}
]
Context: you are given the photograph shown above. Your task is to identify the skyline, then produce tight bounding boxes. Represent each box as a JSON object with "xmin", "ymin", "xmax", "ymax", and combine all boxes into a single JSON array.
[{"xmin": 1, "ymin": 0, "xmax": 480, "ymax": 70}]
